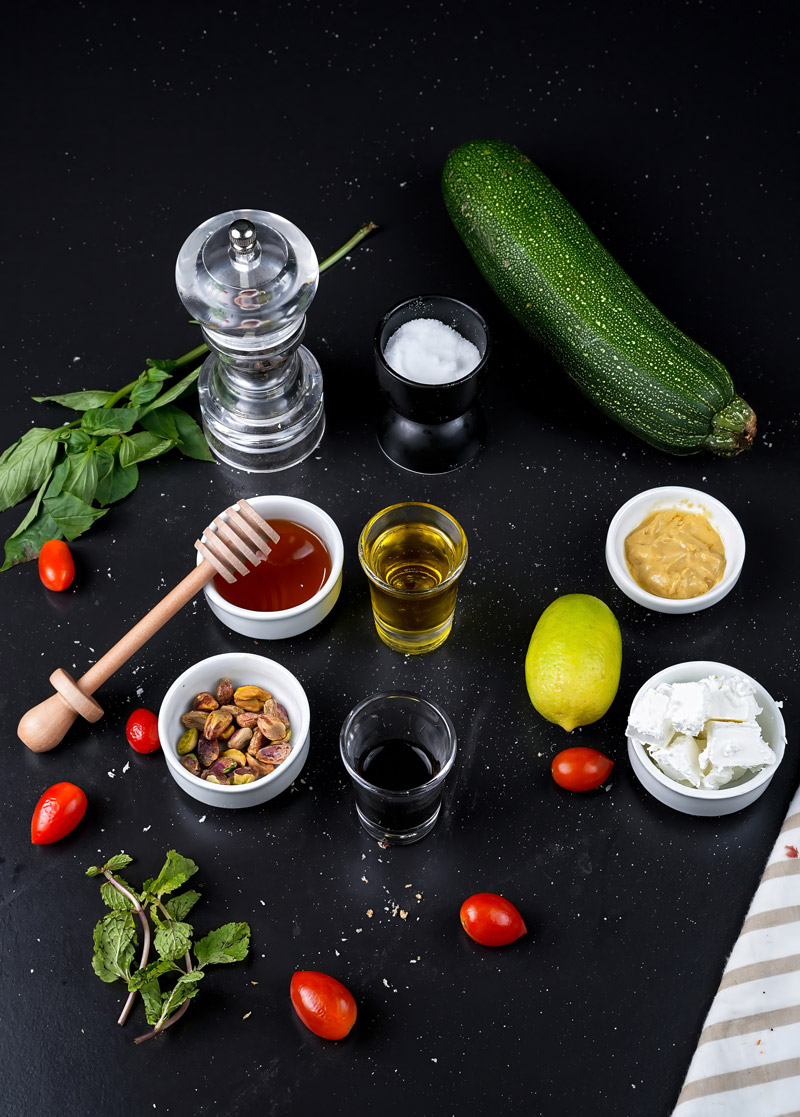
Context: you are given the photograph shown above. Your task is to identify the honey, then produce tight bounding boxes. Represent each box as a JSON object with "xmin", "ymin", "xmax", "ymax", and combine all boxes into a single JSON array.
[{"xmin": 213, "ymin": 518, "xmax": 331, "ymax": 612}]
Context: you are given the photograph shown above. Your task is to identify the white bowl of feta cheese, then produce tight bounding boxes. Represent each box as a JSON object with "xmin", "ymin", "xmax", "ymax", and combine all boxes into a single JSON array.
[{"xmin": 627, "ymin": 661, "xmax": 786, "ymax": 816}]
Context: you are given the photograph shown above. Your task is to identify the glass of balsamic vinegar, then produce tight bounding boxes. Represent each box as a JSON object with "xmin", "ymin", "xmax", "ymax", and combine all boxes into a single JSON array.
[{"xmin": 340, "ymin": 691, "xmax": 457, "ymax": 845}]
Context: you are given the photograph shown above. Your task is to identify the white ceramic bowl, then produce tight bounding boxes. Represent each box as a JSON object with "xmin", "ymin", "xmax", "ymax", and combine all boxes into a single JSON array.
[
  {"xmin": 627, "ymin": 660, "xmax": 786, "ymax": 817},
  {"xmin": 200, "ymin": 495, "xmax": 344, "ymax": 639},
  {"xmin": 605, "ymin": 485, "xmax": 745, "ymax": 614},
  {"xmin": 159, "ymin": 651, "xmax": 310, "ymax": 809}
]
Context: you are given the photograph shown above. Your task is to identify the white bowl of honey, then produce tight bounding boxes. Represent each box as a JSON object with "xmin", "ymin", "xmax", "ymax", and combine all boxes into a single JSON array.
[
  {"xmin": 605, "ymin": 486, "xmax": 745, "ymax": 614},
  {"xmin": 200, "ymin": 495, "xmax": 344, "ymax": 638}
]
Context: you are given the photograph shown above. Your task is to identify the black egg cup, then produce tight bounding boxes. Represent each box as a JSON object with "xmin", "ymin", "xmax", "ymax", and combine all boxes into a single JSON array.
[{"xmin": 374, "ymin": 295, "xmax": 491, "ymax": 474}]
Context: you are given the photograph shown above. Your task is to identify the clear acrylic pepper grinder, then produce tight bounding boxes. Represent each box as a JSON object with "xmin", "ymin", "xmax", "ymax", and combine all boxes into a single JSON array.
[{"xmin": 176, "ymin": 209, "xmax": 324, "ymax": 472}]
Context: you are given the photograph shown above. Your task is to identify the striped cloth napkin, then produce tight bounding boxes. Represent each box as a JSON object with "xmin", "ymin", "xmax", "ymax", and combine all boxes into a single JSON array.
[{"xmin": 674, "ymin": 783, "xmax": 800, "ymax": 1115}]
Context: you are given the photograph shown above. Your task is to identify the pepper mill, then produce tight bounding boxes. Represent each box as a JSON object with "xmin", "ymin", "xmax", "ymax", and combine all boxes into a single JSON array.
[{"xmin": 176, "ymin": 209, "xmax": 324, "ymax": 472}]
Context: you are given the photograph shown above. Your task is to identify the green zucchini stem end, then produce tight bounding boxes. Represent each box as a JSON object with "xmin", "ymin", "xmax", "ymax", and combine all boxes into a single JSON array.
[{"xmin": 705, "ymin": 397, "xmax": 757, "ymax": 456}]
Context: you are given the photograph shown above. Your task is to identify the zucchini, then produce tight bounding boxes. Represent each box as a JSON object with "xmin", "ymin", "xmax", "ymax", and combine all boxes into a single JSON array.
[{"xmin": 442, "ymin": 141, "xmax": 756, "ymax": 456}]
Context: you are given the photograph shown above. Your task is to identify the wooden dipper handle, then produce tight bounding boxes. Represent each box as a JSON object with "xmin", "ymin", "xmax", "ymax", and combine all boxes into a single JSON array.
[{"xmin": 18, "ymin": 562, "xmax": 213, "ymax": 752}]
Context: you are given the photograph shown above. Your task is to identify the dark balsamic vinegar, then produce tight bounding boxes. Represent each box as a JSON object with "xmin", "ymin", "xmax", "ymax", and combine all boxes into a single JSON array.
[{"xmin": 357, "ymin": 738, "xmax": 439, "ymax": 791}]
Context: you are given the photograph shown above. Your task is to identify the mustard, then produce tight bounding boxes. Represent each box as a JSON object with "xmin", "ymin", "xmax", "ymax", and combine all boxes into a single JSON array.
[{"xmin": 624, "ymin": 509, "xmax": 726, "ymax": 599}]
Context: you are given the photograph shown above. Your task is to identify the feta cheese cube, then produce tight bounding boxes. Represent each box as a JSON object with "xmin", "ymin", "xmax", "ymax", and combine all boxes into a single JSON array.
[
  {"xmin": 702, "ymin": 675, "xmax": 761, "ymax": 723},
  {"xmin": 700, "ymin": 721, "xmax": 776, "ymax": 774},
  {"xmin": 627, "ymin": 684, "xmax": 673, "ymax": 748},
  {"xmin": 667, "ymin": 682, "xmax": 707, "ymax": 737},
  {"xmin": 648, "ymin": 733, "xmax": 704, "ymax": 788}
]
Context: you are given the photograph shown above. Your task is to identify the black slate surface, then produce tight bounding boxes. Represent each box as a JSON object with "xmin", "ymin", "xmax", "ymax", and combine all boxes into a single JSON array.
[{"xmin": 1, "ymin": 3, "xmax": 797, "ymax": 1116}]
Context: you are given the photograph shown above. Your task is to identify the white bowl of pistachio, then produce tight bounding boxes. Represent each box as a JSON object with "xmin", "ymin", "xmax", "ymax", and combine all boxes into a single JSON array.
[{"xmin": 159, "ymin": 651, "xmax": 310, "ymax": 809}]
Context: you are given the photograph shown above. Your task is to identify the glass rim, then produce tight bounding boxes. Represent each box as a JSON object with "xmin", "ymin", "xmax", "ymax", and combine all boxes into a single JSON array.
[
  {"xmin": 357, "ymin": 502, "xmax": 468, "ymax": 596},
  {"xmin": 339, "ymin": 689, "xmax": 458, "ymax": 797}
]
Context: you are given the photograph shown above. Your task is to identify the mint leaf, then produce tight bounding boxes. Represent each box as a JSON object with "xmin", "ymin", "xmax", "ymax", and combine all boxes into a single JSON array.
[
  {"xmin": 145, "ymin": 850, "xmax": 199, "ymax": 900},
  {"xmin": 86, "ymin": 865, "xmax": 104, "ymax": 878},
  {"xmin": 0, "ymin": 427, "xmax": 60, "ymax": 513},
  {"xmin": 154, "ymin": 920, "xmax": 193, "ymax": 961},
  {"xmin": 91, "ymin": 911, "xmax": 137, "ymax": 984},
  {"xmin": 165, "ymin": 890, "xmax": 201, "ymax": 922},
  {"xmin": 138, "ymin": 366, "xmax": 201, "ymax": 416},
  {"xmin": 139, "ymin": 979, "xmax": 165, "ymax": 1026},
  {"xmin": 194, "ymin": 922, "xmax": 250, "ymax": 968},
  {"xmin": 139, "ymin": 405, "xmax": 213, "ymax": 462},
  {"xmin": 105, "ymin": 854, "xmax": 134, "ymax": 872},
  {"xmin": 43, "ymin": 491, "xmax": 107, "ymax": 540},
  {"xmin": 100, "ymin": 877, "xmax": 137, "ymax": 911},
  {"xmin": 127, "ymin": 957, "xmax": 180, "ymax": 992},
  {"xmin": 95, "ymin": 458, "xmax": 138, "ymax": 506},
  {"xmin": 81, "ymin": 406, "xmax": 139, "ymax": 437},
  {"xmin": 33, "ymin": 389, "xmax": 116, "ymax": 411},
  {"xmin": 118, "ymin": 432, "xmax": 174, "ymax": 468},
  {"xmin": 157, "ymin": 970, "xmax": 204, "ymax": 1022}
]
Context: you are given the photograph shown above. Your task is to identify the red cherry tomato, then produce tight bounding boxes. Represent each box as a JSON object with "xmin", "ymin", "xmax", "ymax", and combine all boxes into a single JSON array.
[
  {"xmin": 290, "ymin": 971, "xmax": 357, "ymax": 1040},
  {"xmin": 460, "ymin": 893, "xmax": 527, "ymax": 947},
  {"xmin": 38, "ymin": 539, "xmax": 75, "ymax": 591},
  {"xmin": 126, "ymin": 708, "xmax": 161, "ymax": 753},
  {"xmin": 31, "ymin": 782, "xmax": 87, "ymax": 844},
  {"xmin": 551, "ymin": 746, "xmax": 614, "ymax": 791}
]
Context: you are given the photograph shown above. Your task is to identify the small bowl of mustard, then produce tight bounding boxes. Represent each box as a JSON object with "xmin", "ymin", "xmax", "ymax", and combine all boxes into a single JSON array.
[{"xmin": 605, "ymin": 486, "xmax": 745, "ymax": 614}]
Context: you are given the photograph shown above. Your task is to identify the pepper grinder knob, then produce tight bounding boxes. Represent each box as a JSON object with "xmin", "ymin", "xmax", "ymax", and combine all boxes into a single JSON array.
[{"xmin": 229, "ymin": 218, "xmax": 258, "ymax": 257}]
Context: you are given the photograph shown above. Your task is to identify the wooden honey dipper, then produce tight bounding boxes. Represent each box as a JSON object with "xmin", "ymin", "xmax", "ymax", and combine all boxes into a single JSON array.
[{"xmin": 18, "ymin": 499, "xmax": 279, "ymax": 753}]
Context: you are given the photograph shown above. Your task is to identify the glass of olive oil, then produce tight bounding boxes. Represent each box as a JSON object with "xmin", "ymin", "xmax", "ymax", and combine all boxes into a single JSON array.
[
  {"xmin": 340, "ymin": 691, "xmax": 458, "ymax": 844},
  {"xmin": 358, "ymin": 502, "xmax": 468, "ymax": 654}
]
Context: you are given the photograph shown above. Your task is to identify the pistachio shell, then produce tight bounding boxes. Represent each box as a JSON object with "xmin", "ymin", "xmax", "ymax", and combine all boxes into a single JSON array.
[
  {"xmin": 221, "ymin": 748, "xmax": 247, "ymax": 767},
  {"xmin": 177, "ymin": 728, "xmax": 198, "ymax": 755},
  {"xmin": 193, "ymin": 691, "xmax": 219, "ymax": 712}
]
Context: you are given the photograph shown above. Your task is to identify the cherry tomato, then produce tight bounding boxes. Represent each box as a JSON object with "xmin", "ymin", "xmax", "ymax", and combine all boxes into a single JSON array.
[
  {"xmin": 290, "ymin": 971, "xmax": 357, "ymax": 1040},
  {"xmin": 551, "ymin": 746, "xmax": 614, "ymax": 791},
  {"xmin": 38, "ymin": 539, "xmax": 75, "ymax": 592},
  {"xmin": 31, "ymin": 782, "xmax": 87, "ymax": 844},
  {"xmin": 126, "ymin": 708, "xmax": 161, "ymax": 753},
  {"xmin": 460, "ymin": 893, "xmax": 527, "ymax": 947}
]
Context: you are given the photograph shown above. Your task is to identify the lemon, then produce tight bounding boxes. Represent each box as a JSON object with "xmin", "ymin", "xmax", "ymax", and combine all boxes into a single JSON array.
[{"xmin": 524, "ymin": 594, "xmax": 622, "ymax": 732}]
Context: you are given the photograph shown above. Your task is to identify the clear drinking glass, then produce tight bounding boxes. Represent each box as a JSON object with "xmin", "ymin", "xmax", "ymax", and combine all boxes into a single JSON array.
[
  {"xmin": 340, "ymin": 691, "xmax": 458, "ymax": 845},
  {"xmin": 358, "ymin": 502, "xmax": 468, "ymax": 654}
]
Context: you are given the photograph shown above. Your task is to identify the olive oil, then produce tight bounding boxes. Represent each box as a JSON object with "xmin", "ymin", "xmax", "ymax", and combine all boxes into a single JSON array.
[{"xmin": 362, "ymin": 520, "xmax": 462, "ymax": 652}]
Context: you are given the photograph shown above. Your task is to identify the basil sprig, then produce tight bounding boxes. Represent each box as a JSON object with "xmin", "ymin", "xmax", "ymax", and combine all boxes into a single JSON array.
[{"xmin": 0, "ymin": 347, "xmax": 212, "ymax": 570}]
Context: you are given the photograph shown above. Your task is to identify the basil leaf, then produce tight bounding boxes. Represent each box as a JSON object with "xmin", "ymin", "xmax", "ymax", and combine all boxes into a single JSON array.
[
  {"xmin": 91, "ymin": 911, "xmax": 137, "ymax": 984},
  {"xmin": 164, "ymin": 890, "xmax": 201, "ymax": 922},
  {"xmin": 127, "ymin": 957, "xmax": 180, "ymax": 993},
  {"xmin": 119, "ymin": 432, "xmax": 174, "ymax": 468},
  {"xmin": 154, "ymin": 920, "xmax": 193, "ymax": 962},
  {"xmin": 0, "ymin": 427, "xmax": 60, "ymax": 513},
  {"xmin": 95, "ymin": 459, "xmax": 138, "ymax": 506},
  {"xmin": 140, "ymin": 405, "xmax": 213, "ymax": 462},
  {"xmin": 138, "ymin": 366, "xmax": 201, "ymax": 416},
  {"xmin": 67, "ymin": 430, "xmax": 92, "ymax": 453},
  {"xmin": 194, "ymin": 922, "xmax": 251, "ymax": 968},
  {"xmin": 130, "ymin": 374, "xmax": 167, "ymax": 407},
  {"xmin": 144, "ymin": 850, "xmax": 199, "ymax": 901},
  {"xmin": 33, "ymin": 390, "xmax": 116, "ymax": 411},
  {"xmin": 146, "ymin": 358, "xmax": 178, "ymax": 375},
  {"xmin": 157, "ymin": 970, "xmax": 204, "ymax": 1022},
  {"xmin": 1, "ymin": 506, "xmax": 60, "ymax": 570},
  {"xmin": 81, "ymin": 407, "xmax": 139, "ymax": 437},
  {"xmin": 56, "ymin": 447, "xmax": 99, "ymax": 505},
  {"xmin": 43, "ymin": 491, "xmax": 107, "ymax": 540}
]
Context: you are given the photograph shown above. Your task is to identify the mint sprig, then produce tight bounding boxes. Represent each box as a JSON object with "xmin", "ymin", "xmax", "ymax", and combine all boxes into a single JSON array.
[{"xmin": 87, "ymin": 850, "xmax": 250, "ymax": 1045}]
